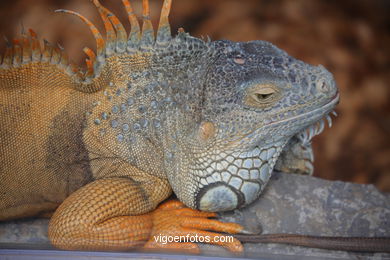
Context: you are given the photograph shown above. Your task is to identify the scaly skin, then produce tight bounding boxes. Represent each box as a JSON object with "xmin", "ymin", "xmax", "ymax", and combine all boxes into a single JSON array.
[{"xmin": 5, "ymin": 0, "xmax": 379, "ymax": 254}]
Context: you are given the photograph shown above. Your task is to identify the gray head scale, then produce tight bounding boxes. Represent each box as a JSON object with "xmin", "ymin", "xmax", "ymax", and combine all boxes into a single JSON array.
[{"xmin": 162, "ymin": 39, "xmax": 339, "ymax": 212}]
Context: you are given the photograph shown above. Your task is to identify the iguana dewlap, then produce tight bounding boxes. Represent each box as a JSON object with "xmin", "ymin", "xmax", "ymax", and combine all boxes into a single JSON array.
[{"xmin": 0, "ymin": 0, "xmax": 339, "ymax": 253}]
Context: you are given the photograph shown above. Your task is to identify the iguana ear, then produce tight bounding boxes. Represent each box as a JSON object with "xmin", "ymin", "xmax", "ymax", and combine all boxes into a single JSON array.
[{"xmin": 197, "ymin": 121, "xmax": 216, "ymax": 142}]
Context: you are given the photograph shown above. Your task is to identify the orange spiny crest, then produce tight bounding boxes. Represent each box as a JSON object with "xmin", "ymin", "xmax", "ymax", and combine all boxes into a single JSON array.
[
  {"xmin": 85, "ymin": 58, "xmax": 94, "ymax": 78},
  {"xmin": 12, "ymin": 39, "xmax": 22, "ymax": 66},
  {"xmin": 59, "ymin": 48, "xmax": 70, "ymax": 69},
  {"xmin": 53, "ymin": 0, "xmax": 175, "ymax": 62},
  {"xmin": 0, "ymin": 31, "xmax": 42, "ymax": 68},
  {"xmin": 160, "ymin": 0, "xmax": 173, "ymax": 22},
  {"xmin": 83, "ymin": 47, "xmax": 96, "ymax": 78},
  {"xmin": 92, "ymin": 0, "xmax": 127, "ymax": 53},
  {"xmin": 156, "ymin": 0, "xmax": 173, "ymax": 44},
  {"xmin": 121, "ymin": 0, "xmax": 141, "ymax": 46},
  {"xmin": 92, "ymin": 0, "xmax": 116, "ymax": 55},
  {"xmin": 29, "ymin": 29, "xmax": 42, "ymax": 61},
  {"xmin": 0, "ymin": 29, "xmax": 71, "ymax": 73},
  {"xmin": 42, "ymin": 39, "xmax": 53, "ymax": 63},
  {"xmin": 50, "ymin": 46, "xmax": 61, "ymax": 64},
  {"xmin": 1, "ymin": 0, "xmax": 175, "ymax": 77},
  {"xmin": 55, "ymin": 9, "xmax": 105, "ymax": 58},
  {"xmin": 28, "ymin": 28, "xmax": 37, "ymax": 38},
  {"xmin": 140, "ymin": 0, "xmax": 155, "ymax": 47},
  {"xmin": 70, "ymin": 62, "xmax": 80, "ymax": 75},
  {"xmin": 83, "ymin": 47, "xmax": 97, "ymax": 61},
  {"xmin": 106, "ymin": 14, "xmax": 127, "ymax": 52},
  {"xmin": 21, "ymin": 36, "xmax": 32, "ymax": 64},
  {"xmin": 1, "ymin": 39, "xmax": 13, "ymax": 68},
  {"xmin": 142, "ymin": 0, "xmax": 150, "ymax": 19},
  {"xmin": 12, "ymin": 39, "xmax": 20, "ymax": 47}
]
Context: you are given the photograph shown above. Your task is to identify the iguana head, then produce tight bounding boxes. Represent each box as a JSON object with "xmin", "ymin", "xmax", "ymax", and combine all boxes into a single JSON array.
[{"xmin": 162, "ymin": 38, "xmax": 339, "ymax": 212}]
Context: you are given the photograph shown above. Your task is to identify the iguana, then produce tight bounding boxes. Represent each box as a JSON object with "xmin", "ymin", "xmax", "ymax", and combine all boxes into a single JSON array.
[{"xmin": 1, "ymin": 0, "xmax": 389, "ymax": 254}]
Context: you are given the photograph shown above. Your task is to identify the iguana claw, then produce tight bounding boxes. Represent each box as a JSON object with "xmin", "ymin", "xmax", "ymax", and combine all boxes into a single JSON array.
[{"xmin": 143, "ymin": 200, "xmax": 244, "ymax": 254}]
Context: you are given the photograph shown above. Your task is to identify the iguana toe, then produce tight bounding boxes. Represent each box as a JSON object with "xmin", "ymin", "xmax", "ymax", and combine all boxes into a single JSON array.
[{"xmin": 144, "ymin": 200, "xmax": 244, "ymax": 253}]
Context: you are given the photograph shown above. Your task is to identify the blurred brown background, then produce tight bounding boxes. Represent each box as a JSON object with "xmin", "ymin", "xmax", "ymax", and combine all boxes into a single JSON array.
[{"xmin": 0, "ymin": 0, "xmax": 389, "ymax": 191}]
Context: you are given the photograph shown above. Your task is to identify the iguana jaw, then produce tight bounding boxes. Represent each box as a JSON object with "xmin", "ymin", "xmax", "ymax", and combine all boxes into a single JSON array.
[{"xmin": 272, "ymin": 95, "xmax": 339, "ymax": 175}]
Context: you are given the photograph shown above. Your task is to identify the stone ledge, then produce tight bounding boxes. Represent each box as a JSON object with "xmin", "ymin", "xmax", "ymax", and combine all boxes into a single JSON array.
[{"xmin": 1, "ymin": 172, "xmax": 389, "ymax": 259}]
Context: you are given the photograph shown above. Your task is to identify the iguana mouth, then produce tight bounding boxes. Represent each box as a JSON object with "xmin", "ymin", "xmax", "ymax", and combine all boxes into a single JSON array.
[
  {"xmin": 296, "ymin": 93, "xmax": 339, "ymax": 145},
  {"xmin": 297, "ymin": 109, "xmax": 337, "ymax": 145},
  {"xmin": 267, "ymin": 93, "xmax": 339, "ymax": 128}
]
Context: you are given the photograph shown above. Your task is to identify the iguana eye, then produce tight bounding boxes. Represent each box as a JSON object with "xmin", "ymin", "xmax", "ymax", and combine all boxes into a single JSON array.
[
  {"xmin": 245, "ymin": 84, "xmax": 280, "ymax": 107},
  {"xmin": 254, "ymin": 90, "xmax": 274, "ymax": 101}
]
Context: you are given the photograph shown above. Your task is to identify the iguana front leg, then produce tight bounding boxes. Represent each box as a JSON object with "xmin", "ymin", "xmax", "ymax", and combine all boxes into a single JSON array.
[
  {"xmin": 48, "ymin": 175, "xmax": 244, "ymax": 252},
  {"xmin": 48, "ymin": 175, "xmax": 169, "ymax": 250}
]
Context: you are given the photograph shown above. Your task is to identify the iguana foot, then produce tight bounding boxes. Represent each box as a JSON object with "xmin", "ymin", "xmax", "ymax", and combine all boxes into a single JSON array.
[{"xmin": 143, "ymin": 200, "xmax": 244, "ymax": 254}]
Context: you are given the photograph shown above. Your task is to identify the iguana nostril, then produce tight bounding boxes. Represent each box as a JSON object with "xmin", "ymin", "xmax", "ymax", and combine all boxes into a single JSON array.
[
  {"xmin": 316, "ymin": 80, "xmax": 329, "ymax": 93},
  {"xmin": 233, "ymin": 57, "xmax": 246, "ymax": 64}
]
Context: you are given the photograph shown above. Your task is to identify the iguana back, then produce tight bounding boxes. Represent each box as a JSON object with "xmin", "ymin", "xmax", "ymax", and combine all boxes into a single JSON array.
[
  {"xmin": 0, "ymin": 0, "xmax": 172, "ymax": 220},
  {"xmin": 0, "ymin": 54, "xmax": 98, "ymax": 219}
]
